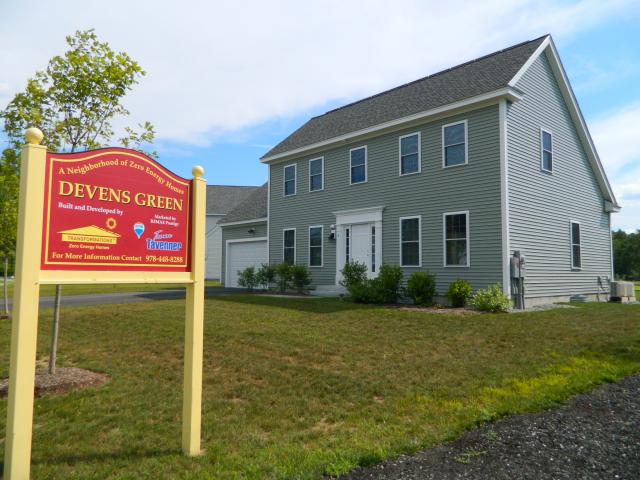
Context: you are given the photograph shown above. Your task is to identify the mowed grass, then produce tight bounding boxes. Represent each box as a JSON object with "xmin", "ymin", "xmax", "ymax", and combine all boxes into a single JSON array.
[
  {"xmin": 0, "ymin": 297, "xmax": 639, "ymax": 479},
  {"xmin": 0, "ymin": 280, "xmax": 221, "ymax": 299}
]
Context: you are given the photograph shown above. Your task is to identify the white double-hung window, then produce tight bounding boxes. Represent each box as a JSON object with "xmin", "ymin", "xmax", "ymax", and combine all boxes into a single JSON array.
[
  {"xmin": 399, "ymin": 133, "xmax": 420, "ymax": 175},
  {"xmin": 284, "ymin": 164, "xmax": 296, "ymax": 196},
  {"xmin": 541, "ymin": 129, "xmax": 553, "ymax": 172},
  {"xmin": 570, "ymin": 221, "xmax": 581, "ymax": 269},
  {"xmin": 309, "ymin": 157, "xmax": 324, "ymax": 192},
  {"xmin": 444, "ymin": 211, "xmax": 469, "ymax": 267},
  {"xmin": 309, "ymin": 226, "xmax": 323, "ymax": 267},
  {"xmin": 443, "ymin": 121, "xmax": 468, "ymax": 167},
  {"xmin": 350, "ymin": 146, "xmax": 367, "ymax": 184},
  {"xmin": 283, "ymin": 228, "xmax": 296, "ymax": 264},
  {"xmin": 400, "ymin": 216, "xmax": 421, "ymax": 266}
]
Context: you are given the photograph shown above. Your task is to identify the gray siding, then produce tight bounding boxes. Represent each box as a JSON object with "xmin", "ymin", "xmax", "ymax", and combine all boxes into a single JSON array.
[
  {"xmin": 269, "ymin": 105, "xmax": 504, "ymax": 292},
  {"xmin": 220, "ymin": 222, "xmax": 268, "ymax": 285},
  {"xmin": 205, "ymin": 215, "xmax": 223, "ymax": 280},
  {"xmin": 508, "ymin": 52, "xmax": 611, "ymax": 298}
]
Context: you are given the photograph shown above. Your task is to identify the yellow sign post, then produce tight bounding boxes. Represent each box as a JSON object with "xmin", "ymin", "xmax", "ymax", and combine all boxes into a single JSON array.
[{"xmin": 3, "ymin": 129, "xmax": 206, "ymax": 479}]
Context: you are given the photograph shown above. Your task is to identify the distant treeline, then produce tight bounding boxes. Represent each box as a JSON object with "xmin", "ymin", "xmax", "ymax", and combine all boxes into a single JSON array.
[{"xmin": 613, "ymin": 230, "xmax": 640, "ymax": 280}]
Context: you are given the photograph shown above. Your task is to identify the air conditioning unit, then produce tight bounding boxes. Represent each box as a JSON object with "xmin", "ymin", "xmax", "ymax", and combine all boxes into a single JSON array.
[{"xmin": 610, "ymin": 281, "xmax": 636, "ymax": 303}]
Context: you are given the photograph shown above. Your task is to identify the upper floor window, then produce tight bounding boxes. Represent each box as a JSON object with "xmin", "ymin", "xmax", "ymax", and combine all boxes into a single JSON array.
[
  {"xmin": 444, "ymin": 211, "xmax": 469, "ymax": 267},
  {"xmin": 309, "ymin": 226, "xmax": 323, "ymax": 267},
  {"xmin": 443, "ymin": 120, "xmax": 468, "ymax": 167},
  {"xmin": 284, "ymin": 164, "xmax": 296, "ymax": 196},
  {"xmin": 283, "ymin": 228, "xmax": 296, "ymax": 264},
  {"xmin": 541, "ymin": 129, "xmax": 553, "ymax": 172},
  {"xmin": 309, "ymin": 157, "xmax": 324, "ymax": 192},
  {"xmin": 400, "ymin": 216, "xmax": 421, "ymax": 266},
  {"xmin": 350, "ymin": 146, "xmax": 367, "ymax": 184},
  {"xmin": 399, "ymin": 132, "xmax": 420, "ymax": 175},
  {"xmin": 570, "ymin": 221, "xmax": 581, "ymax": 269}
]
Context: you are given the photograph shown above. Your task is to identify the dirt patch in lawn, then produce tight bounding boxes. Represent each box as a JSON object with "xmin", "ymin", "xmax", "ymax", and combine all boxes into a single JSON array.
[{"xmin": 0, "ymin": 367, "xmax": 109, "ymax": 398}]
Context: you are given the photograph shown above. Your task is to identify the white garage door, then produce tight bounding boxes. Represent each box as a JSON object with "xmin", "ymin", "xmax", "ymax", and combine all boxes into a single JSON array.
[{"xmin": 226, "ymin": 239, "xmax": 268, "ymax": 288}]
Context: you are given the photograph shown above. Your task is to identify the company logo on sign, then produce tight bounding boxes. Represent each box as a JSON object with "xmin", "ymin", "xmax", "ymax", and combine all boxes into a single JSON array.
[
  {"xmin": 146, "ymin": 230, "xmax": 182, "ymax": 251},
  {"xmin": 133, "ymin": 222, "xmax": 145, "ymax": 239},
  {"xmin": 59, "ymin": 225, "xmax": 121, "ymax": 245}
]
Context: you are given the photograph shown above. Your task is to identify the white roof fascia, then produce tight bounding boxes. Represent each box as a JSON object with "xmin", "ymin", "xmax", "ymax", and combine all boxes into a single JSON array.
[{"xmin": 261, "ymin": 87, "xmax": 522, "ymax": 164}]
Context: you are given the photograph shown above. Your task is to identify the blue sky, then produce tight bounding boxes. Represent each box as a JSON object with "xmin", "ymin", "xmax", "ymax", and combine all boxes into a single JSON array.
[{"xmin": 1, "ymin": 0, "xmax": 639, "ymax": 230}]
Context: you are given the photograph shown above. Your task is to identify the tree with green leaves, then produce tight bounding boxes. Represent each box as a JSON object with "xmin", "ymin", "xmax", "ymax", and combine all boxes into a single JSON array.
[
  {"xmin": 0, "ymin": 148, "xmax": 19, "ymax": 317},
  {"xmin": 612, "ymin": 229, "xmax": 640, "ymax": 280},
  {"xmin": 1, "ymin": 29, "xmax": 156, "ymax": 373}
]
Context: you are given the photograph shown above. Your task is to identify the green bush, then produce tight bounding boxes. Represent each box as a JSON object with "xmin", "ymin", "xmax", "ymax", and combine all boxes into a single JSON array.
[
  {"xmin": 340, "ymin": 261, "xmax": 368, "ymax": 289},
  {"xmin": 372, "ymin": 264, "xmax": 403, "ymax": 304},
  {"xmin": 256, "ymin": 263, "xmax": 276, "ymax": 290},
  {"xmin": 447, "ymin": 279, "xmax": 472, "ymax": 307},
  {"xmin": 290, "ymin": 265, "xmax": 312, "ymax": 293},
  {"xmin": 275, "ymin": 263, "xmax": 292, "ymax": 292},
  {"xmin": 339, "ymin": 262, "xmax": 403, "ymax": 304},
  {"xmin": 237, "ymin": 266, "xmax": 258, "ymax": 292},
  {"xmin": 471, "ymin": 283, "xmax": 511, "ymax": 312},
  {"xmin": 406, "ymin": 271, "xmax": 436, "ymax": 306}
]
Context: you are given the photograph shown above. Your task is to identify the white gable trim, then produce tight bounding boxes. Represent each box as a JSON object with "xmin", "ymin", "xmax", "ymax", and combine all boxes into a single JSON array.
[{"xmin": 509, "ymin": 36, "xmax": 619, "ymax": 209}]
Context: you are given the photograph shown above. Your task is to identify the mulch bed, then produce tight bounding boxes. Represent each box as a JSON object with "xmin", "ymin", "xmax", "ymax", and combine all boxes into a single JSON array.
[
  {"xmin": 0, "ymin": 367, "xmax": 109, "ymax": 398},
  {"xmin": 338, "ymin": 375, "xmax": 640, "ymax": 479}
]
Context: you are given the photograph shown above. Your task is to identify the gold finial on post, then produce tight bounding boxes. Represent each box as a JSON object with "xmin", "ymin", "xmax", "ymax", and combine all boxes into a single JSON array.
[
  {"xmin": 192, "ymin": 165, "xmax": 204, "ymax": 179},
  {"xmin": 25, "ymin": 127, "xmax": 44, "ymax": 145}
]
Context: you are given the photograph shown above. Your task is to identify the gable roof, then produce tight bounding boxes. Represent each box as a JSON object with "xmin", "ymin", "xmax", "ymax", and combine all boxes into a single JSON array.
[
  {"xmin": 262, "ymin": 35, "xmax": 547, "ymax": 161},
  {"xmin": 509, "ymin": 36, "xmax": 618, "ymax": 208},
  {"xmin": 260, "ymin": 34, "xmax": 618, "ymax": 208},
  {"xmin": 218, "ymin": 183, "xmax": 268, "ymax": 225},
  {"xmin": 206, "ymin": 185, "xmax": 261, "ymax": 215}
]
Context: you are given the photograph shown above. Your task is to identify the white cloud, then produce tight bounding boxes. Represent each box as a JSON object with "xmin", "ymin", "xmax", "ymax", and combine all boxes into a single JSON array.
[
  {"xmin": 591, "ymin": 104, "xmax": 640, "ymax": 175},
  {"xmin": 0, "ymin": 0, "xmax": 637, "ymax": 145},
  {"xmin": 591, "ymin": 105, "xmax": 640, "ymax": 231}
]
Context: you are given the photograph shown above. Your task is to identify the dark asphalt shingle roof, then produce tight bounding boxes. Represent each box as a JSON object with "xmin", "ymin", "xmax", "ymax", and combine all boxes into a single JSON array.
[
  {"xmin": 206, "ymin": 185, "xmax": 261, "ymax": 215},
  {"xmin": 263, "ymin": 36, "xmax": 547, "ymax": 159},
  {"xmin": 218, "ymin": 183, "xmax": 268, "ymax": 224}
]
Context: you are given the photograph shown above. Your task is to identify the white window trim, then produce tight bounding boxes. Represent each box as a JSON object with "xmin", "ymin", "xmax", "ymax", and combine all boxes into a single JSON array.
[
  {"xmin": 308, "ymin": 225, "xmax": 323, "ymax": 268},
  {"xmin": 570, "ymin": 220, "xmax": 582, "ymax": 270},
  {"xmin": 443, "ymin": 210, "xmax": 470, "ymax": 267},
  {"xmin": 283, "ymin": 227, "xmax": 296, "ymax": 264},
  {"xmin": 442, "ymin": 120, "xmax": 469, "ymax": 168},
  {"xmin": 398, "ymin": 132, "xmax": 421, "ymax": 176},
  {"xmin": 308, "ymin": 156, "xmax": 324, "ymax": 192},
  {"xmin": 540, "ymin": 128, "xmax": 553, "ymax": 173},
  {"xmin": 399, "ymin": 215, "xmax": 422, "ymax": 267},
  {"xmin": 349, "ymin": 145, "xmax": 368, "ymax": 185},
  {"xmin": 283, "ymin": 163, "xmax": 296, "ymax": 197}
]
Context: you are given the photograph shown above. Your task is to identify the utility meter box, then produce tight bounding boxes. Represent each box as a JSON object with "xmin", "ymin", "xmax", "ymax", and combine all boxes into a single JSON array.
[{"xmin": 510, "ymin": 253, "xmax": 526, "ymax": 278}]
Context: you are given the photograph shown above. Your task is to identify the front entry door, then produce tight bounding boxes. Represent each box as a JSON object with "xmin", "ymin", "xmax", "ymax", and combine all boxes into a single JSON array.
[{"xmin": 347, "ymin": 223, "xmax": 375, "ymax": 277}]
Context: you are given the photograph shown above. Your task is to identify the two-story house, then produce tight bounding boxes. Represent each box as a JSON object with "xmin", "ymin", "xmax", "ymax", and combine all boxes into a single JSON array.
[{"xmin": 221, "ymin": 34, "xmax": 620, "ymax": 305}]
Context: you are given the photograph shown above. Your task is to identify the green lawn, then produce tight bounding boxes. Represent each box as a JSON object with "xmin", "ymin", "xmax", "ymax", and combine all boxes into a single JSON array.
[
  {"xmin": 1, "ymin": 280, "xmax": 220, "ymax": 299},
  {"xmin": 1, "ymin": 297, "xmax": 639, "ymax": 479}
]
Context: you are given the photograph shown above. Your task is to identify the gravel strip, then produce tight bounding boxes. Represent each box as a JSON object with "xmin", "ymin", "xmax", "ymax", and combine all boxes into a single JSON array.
[{"xmin": 339, "ymin": 375, "xmax": 640, "ymax": 480}]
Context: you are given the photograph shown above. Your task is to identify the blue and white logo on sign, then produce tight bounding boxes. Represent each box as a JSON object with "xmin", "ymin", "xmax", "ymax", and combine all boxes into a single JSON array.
[{"xmin": 133, "ymin": 222, "xmax": 145, "ymax": 239}]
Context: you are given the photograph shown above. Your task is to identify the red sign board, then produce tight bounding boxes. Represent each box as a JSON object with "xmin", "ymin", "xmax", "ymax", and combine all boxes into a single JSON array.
[{"xmin": 41, "ymin": 148, "xmax": 192, "ymax": 272}]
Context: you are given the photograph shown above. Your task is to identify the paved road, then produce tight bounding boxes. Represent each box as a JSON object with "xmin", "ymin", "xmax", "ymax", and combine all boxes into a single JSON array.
[{"xmin": 5, "ymin": 287, "xmax": 236, "ymax": 310}]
